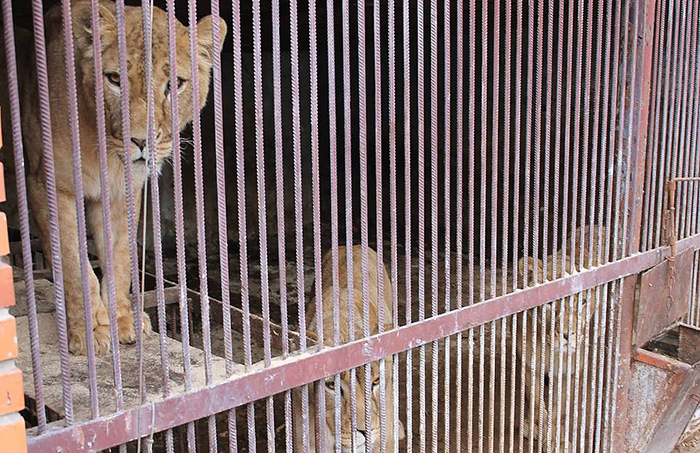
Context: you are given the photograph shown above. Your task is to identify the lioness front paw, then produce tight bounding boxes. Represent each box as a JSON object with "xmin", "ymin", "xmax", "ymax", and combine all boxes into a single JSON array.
[
  {"xmin": 68, "ymin": 324, "xmax": 112, "ymax": 356},
  {"xmin": 117, "ymin": 311, "xmax": 152, "ymax": 344}
]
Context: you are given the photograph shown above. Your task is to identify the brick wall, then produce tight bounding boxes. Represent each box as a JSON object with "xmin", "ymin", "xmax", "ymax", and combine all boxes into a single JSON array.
[{"xmin": 0, "ymin": 107, "xmax": 27, "ymax": 452}]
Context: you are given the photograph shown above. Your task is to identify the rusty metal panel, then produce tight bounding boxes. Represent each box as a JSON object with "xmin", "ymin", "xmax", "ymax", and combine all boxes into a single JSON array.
[
  {"xmin": 627, "ymin": 325, "xmax": 700, "ymax": 453},
  {"xmin": 637, "ymin": 247, "xmax": 695, "ymax": 347}
]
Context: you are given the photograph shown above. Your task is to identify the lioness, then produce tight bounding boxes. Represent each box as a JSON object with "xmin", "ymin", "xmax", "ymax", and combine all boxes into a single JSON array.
[
  {"xmin": 516, "ymin": 225, "xmax": 606, "ymax": 451},
  {"xmin": 1, "ymin": 1, "xmax": 226, "ymax": 355},
  {"xmin": 293, "ymin": 245, "xmax": 406, "ymax": 452}
]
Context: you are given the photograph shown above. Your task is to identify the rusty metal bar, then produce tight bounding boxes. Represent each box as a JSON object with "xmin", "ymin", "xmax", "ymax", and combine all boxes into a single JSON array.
[
  {"xmin": 467, "ymin": 2, "xmax": 476, "ymax": 450},
  {"xmin": 288, "ymin": 0, "xmax": 310, "ymax": 447},
  {"xmin": 185, "ymin": 0, "xmax": 221, "ymax": 447},
  {"xmin": 90, "ymin": 0, "xmax": 126, "ymax": 417},
  {"xmin": 33, "ymin": 0, "xmax": 75, "ymax": 424},
  {"xmin": 676, "ymin": 2, "xmax": 698, "ymax": 238},
  {"xmin": 512, "ymin": 2, "xmax": 524, "ymax": 452},
  {"xmin": 643, "ymin": 0, "xmax": 668, "ymax": 251},
  {"xmin": 611, "ymin": 0, "xmax": 659, "ymax": 450},
  {"xmin": 388, "ymin": 0, "xmax": 399, "ymax": 449},
  {"xmin": 344, "ymin": 0, "xmax": 358, "ymax": 447},
  {"xmin": 374, "ymin": 0, "xmax": 388, "ymax": 449},
  {"xmin": 324, "ymin": 0, "xmax": 342, "ymax": 450},
  {"xmin": 250, "ymin": 0, "xmax": 276, "ymax": 448},
  {"xmin": 454, "ymin": 0, "xmax": 465, "ymax": 449},
  {"xmin": 442, "ymin": 0, "xmax": 452, "ymax": 450},
  {"xmin": 654, "ymin": 0, "xmax": 679, "ymax": 250},
  {"xmin": 61, "ymin": 0, "xmax": 101, "ymax": 419},
  {"xmin": 165, "ymin": 0, "xmax": 196, "ymax": 448},
  {"xmin": 1, "ymin": 0, "xmax": 46, "ymax": 432},
  {"xmin": 429, "ymin": 0, "xmax": 439, "ymax": 450},
  {"xmin": 135, "ymin": 1, "xmax": 173, "ymax": 449},
  {"xmin": 26, "ymin": 229, "xmax": 700, "ymax": 452}
]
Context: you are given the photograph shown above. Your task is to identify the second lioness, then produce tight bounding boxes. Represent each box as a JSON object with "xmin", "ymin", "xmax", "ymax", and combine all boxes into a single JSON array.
[{"xmin": 293, "ymin": 245, "xmax": 406, "ymax": 452}]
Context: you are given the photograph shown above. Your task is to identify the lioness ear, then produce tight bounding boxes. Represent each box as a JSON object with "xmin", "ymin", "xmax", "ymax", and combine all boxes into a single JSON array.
[
  {"xmin": 196, "ymin": 16, "xmax": 228, "ymax": 69},
  {"xmin": 72, "ymin": 1, "xmax": 117, "ymax": 51},
  {"xmin": 397, "ymin": 420, "xmax": 406, "ymax": 440},
  {"xmin": 517, "ymin": 256, "xmax": 544, "ymax": 287}
]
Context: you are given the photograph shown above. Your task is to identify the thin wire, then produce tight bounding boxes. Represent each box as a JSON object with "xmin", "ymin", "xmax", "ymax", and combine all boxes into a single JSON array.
[
  {"xmin": 136, "ymin": 4, "xmax": 155, "ymax": 452},
  {"xmin": 137, "ymin": 178, "xmax": 149, "ymax": 453}
]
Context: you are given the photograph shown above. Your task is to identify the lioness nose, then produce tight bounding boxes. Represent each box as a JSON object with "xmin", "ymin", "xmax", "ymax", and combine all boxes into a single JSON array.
[{"xmin": 131, "ymin": 138, "xmax": 147, "ymax": 151}]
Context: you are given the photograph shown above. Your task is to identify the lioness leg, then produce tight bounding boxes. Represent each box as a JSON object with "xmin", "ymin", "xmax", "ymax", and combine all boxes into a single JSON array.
[
  {"xmin": 27, "ymin": 175, "xmax": 111, "ymax": 355},
  {"xmin": 87, "ymin": 189, "xmax": 151, "ymax": 345}
]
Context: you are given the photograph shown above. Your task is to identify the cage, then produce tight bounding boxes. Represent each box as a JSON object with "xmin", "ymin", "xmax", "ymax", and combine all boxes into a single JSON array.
[{"xmin": 0, "ymin": 0, "xmax": 699, "ymax": 452}]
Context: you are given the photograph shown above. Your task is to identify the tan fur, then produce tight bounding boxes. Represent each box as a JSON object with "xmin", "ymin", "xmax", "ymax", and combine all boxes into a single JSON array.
[
  {"xmin": 293, "ymin": 245, "xmax": 406, "ymax": 452},
  {"xmin": 3, "ymin": 1, "xmax": 226, "ymax": 355},
  {"xmin": 516, "ymin": 225, "xmax": 606, "ymax": 451}
]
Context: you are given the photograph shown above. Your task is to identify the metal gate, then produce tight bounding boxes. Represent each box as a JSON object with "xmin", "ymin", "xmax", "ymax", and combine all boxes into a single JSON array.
[{"xmin": 0, "ymin": 0, "xmax": 699, "ymax": 451}]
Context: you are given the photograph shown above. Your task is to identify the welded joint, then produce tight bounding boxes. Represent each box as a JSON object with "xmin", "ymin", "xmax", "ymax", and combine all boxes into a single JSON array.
[{"xmin": 663, "ymin": 177, "xmax": 700, "ymax": 305}]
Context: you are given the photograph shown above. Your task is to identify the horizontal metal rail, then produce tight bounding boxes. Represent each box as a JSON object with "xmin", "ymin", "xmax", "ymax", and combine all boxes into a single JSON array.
[{"xmin": 26, "ymin": 232, "xmax": 700, "ymax": 452}]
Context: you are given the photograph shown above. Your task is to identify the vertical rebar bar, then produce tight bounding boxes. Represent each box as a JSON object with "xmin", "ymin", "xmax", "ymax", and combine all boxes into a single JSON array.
[{"xmin": 1, "ymin": 0, "xmax": 47, "ymax": 432}]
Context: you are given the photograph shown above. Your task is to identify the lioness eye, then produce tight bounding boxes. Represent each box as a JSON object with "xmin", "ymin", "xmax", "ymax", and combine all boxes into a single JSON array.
[
  {"xmin": 325, "ymin": 381, "xmax": 335, "ymax": 391},
  {"xmin": 105, "ymin": 72, "xmax": 120, "ymax": 86},
  {"xmin": 166, "ymin": 77, "xmax": 186, "ymax": 96},
  {"xmin": 372, "ymin": 377, "xmax": 380, "ymax": 386}
]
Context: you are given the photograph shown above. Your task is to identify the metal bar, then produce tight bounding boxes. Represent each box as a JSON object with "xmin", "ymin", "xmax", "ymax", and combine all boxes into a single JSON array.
[
  {"xmin": 522, "ymin": 1, "xmax": 536, "ymax": 450},
  {"xmin": 185, "ymin": 0, "xmax": 219, "ymax": 447},
  {"xmin": 467, "ymin": 3, "xmax": 477, "ymax": 451},
  {"xmin": 33, "ymin": 0, "xmax": 74, "ymax": 424},
  {"xmin": 541, "ymin": 1, "xmax": 556, "ymax": 449},
  {"xmin": 442, "ymin": 0, "xmax": 452, "ymax": 450},
  {"xmin": 165, "ymin": 0, "xmax": 195, "ymax": 447},
  {"xmin": 429, "ymin": 0, "xmax": 439, "ymax": 450},
  {"xmin": 489, "ymin": 0, "xmax": 499, "ymax": 313},
  {"xmin": 690, "ymin": 16, "xmax": 700, "ymax": 237},
  {"xmin": 288, "ymin": 0, "xmax": 310, "ymax": 448},
  {"xmin": 324, "ymin": 0, "xmax": 341, "ymax": 450},
  {"xmin": 248, "ymin": 0, "xmax": 276, "ymax": 449},
  {"xmin": 592, "ymin": 2, "xmax": 615, "ymax": 449},
  {"xmin": 580, "ymin": 1, "xmax": 605, "ymax": 450},
  {"xmin": 572, "ymin": 1, "xmax": 594, "ymax": 448},
  {"xmin": 612, "ymin": 0, "xmax": 659, "ymax": 450},
  {"xmin": 416, "ymin": 0, "xmax": 427, "ymax": 451},
  {"xmin": 27, "ymin": 231, "xmax": 700, "ymax": 453},
  {"xmin": 643, "ymin": 0, "xmax": 667, "ymax": 251},
  {"xmin": 90, "ymin": 0, "xmax": 125, "ymax": 401},
  {"xmin": 356, "ymin": 0, "xmax": 374, "ymax": 451},
  {"xmin": 685, "ymin": 9, "xmax": 700, "ymax": 237},
  {"xmin": 532, "ymin": 2, "xmax": 545, "ymax": 449},
  {"xmin": 343, "ymin": 0, "xmax": 358, "ymax": 448},
  {"xmin": 479, "ymin": 3, "xmax": 489, "ymax": 452},
  {"xmin": 1, "ymin": 0, "xmax": 46, "ymax": 432},
  {"xmin": 669, "ymin": 1, "xmax": 691, "ymax": 242},
  {"xmin": 58, "ymin": 0, "xmax": 101, "ymax": 419},
  {"xmin": 512, "ymin": 3, "xmax": 524, "ymax": 452},
  {"xmin": 454, "ymin": 0, "xmax": 465, "ymax": 449},
  {"xmin": 115, "ymin": 0, "xmax": 149, "ymax": 421},
  {"xmin": 209, "ymin": 0, "xmax": 238, "ymax": 449},
  {"xmin": 403, "ymin": 0, "xmax": 412, "ymax": 441},
  {"xmin": 654, "ymin": 0, "xmax": 678, "ymax": 249},
  {"xmin": 137, "ymin": 1, "xmax": 172, "ymax": 448},
  {"xmin": 388, "ymin": 0, "xmax": 399, "ymax": 448},
  {"xmin": 676, "ymin": 1, "xmax": 697, "ymax": 238},
  {"xmin": 374, "ymin": 0, "xmax": 388, "ymax": 449}
]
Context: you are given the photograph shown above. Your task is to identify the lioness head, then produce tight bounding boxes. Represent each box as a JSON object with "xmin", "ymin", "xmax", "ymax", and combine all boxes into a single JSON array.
[
  {"xmin": 49, "ymin": 1, "xmax": 226, "ymax": 172},
  {"xmin": 320, "ymin": 357, "xmax": 404, "ymax": 452},
  {"xmin": 517, "ymin": 255, "xmax": 598, "ymax": 383}
]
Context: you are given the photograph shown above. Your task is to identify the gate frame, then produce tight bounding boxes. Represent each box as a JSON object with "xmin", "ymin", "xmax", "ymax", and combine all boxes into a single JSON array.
[{"xmin": 613, "ymin": 0, "xmax": 659, "ymax": 451}]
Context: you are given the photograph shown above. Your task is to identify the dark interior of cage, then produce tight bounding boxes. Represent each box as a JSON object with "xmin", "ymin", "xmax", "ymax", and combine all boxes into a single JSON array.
[{"xmin": 3, "ymin": 1, "xmax": 626, "ymax": 451}]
